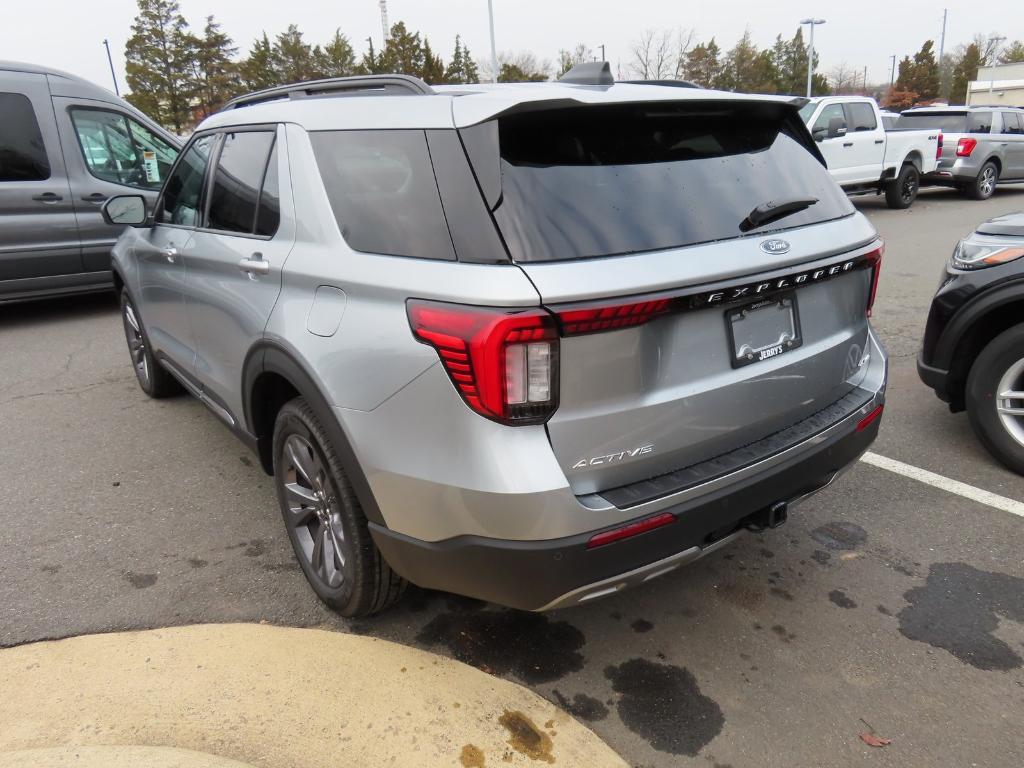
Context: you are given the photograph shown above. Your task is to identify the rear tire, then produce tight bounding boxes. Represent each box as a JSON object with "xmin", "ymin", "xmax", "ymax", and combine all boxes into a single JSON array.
[
  {"xmin": 965, "ymin": 324, "xmax": 1024, "ymax": 475},
  {"xmin": 964, "ymin": 161, "xmax": 998, "ymax": 200},
  {"xmin": 120, "ymin": 289, "xmax": 181, "ymax": 398},
  {"xmin": 885, "ymin": 163, "xmax": 920, "ymax": 209},
  {"xmin": 272, "ymin": 397, "xmax": 406, "ymax": 616}
]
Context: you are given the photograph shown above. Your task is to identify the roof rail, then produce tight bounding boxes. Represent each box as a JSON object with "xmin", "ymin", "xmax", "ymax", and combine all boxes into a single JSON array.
[
  {"xmin": 621, "ymin": 79, "xmax": 701, "ymax": 89},
  {"xmin": 221, "ymin": 74, "xmax": 435, "ymax": 111},
  {"xmin": 558, "ymin": 61, "xmax": 614, "ymax": 86}
]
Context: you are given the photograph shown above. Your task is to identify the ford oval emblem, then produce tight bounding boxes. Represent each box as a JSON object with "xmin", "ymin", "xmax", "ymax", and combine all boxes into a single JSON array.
[{"xmin": 760, "ymin": 238, "xmax": 791, "ymax": 255}]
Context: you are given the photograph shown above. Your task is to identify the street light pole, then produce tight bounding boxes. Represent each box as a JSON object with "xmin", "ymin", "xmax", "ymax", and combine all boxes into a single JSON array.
[
  {"xmin": 102, "ymin": 39, "xmax": 119, "ymax": 96},
  {"xmin": 487, "ymin": 0, "xmax": 499, "ymax": 83},
  {"xmin": 889, "ymin": 55, "xmax": 896, "ymax": 88},
  {"xmin": 600, "ymin": 44, "xmax": 606, "ymax": 62},
  {"xmin": 800, "ymin": 18, "xmax": 826, "ymax": 98}
]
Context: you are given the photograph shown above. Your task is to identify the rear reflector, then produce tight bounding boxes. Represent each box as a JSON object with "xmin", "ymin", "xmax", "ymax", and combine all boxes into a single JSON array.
[
  {"xmin": 856, "ymin": 404, "xmax": 884, "ymax": 432},
  {"xmin": 956, "ymin": 138, "xmax": 977, "ymax": 157},
  {"xmin": 557, "ymin": 298, "xmax": 672, "ymax": 336},
  {"xmin": 587, "ymin": 512, "xmax": 677, "ymax": 549}
]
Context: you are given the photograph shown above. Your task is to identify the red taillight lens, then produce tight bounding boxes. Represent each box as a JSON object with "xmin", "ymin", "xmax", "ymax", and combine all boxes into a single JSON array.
[
  {"xmin": 864, "ymin": 243, "xmax": 884, "ymax": 317},
  {"xmin": 587, "ymin": 512, "xmax": 677, "ymax": 549},
  {"xmin": 936, "ymin": 132, "xmax": 943, "ymax": 160},
  {"xmin": 856, "ymin": 404, "xmax": 884, "ymax": 432},
  {"xmin": 957, "ymin": 138, "xmax": 977, "ymax": 157},
  {"xmin": 407, "ymin": 300, "xmax": 558, "ymax": 425},
  {"xmin": 556, "ymin": 298, "xmax": 672, "ymax": 336}
]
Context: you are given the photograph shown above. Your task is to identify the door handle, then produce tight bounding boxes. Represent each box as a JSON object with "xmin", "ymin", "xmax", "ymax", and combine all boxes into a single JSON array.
[
  {"xmin": 874, "ymin": 139, "xmax": 884, "ymax": 144},
  {"xmin": 162, "ymin": 247, "xmax": 178, "ymax": 263},
  {"xmin": 843, "ymin": 142, "xmax": 854, "ymax": 147},
  {"xmin": 238, "ymin": 253, "xmax": 270, "ymax": 276},
  {"xmin": 81, "ymin": 193, "xmax": 108, "ymax": 203},
  {"xmin": 32, "ymin": 192, "xmax": 63, "ymax": 203}
]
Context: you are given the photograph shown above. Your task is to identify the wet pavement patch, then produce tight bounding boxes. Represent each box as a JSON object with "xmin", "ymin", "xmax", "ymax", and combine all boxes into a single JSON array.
[
  {"xmin": 898, "ymin": 562, "xmax": 1024, "ymax": 671},
  {"xmin": 810, "ymin": 522, "xmax": 867, "ymax": 551},
  {"xmin": 631, "ymin": 619, "xmax": 654, "ymax": 633},
  {"xmin": 124, "ymin": 572, "xmax": 157, "ymax": 589},
  {"xmin": 416, "ymin": 609, "xmax": 585, "ymax": 685},
  {"xmin": 811, "ymin": 550, "xmax": 832, "ymax": 566},
  {"xmin": 498, "ymin": 710, "xmax": 555, "ymax": 763},
  {"xmin": 769, "ymin": 587, "xmax": 794, "ymax": 601},
  {"xmin": 552, "ymin": 690, "xmax": 609, "ymax": 722},
  {"xmin": 829, "ymin": 589, "xmax": 857, "ymax": 609},
  {"xmin": 459, "ymin": 743, "xmax": 486, "ymax": 767},
  {"xmin": 604, "ymin": 658, "xmax": 724, "ymax": 756}
]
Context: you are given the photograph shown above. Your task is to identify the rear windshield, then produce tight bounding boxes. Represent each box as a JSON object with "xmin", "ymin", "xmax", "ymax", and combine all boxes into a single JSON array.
[
  {"xmin": 489, "ymin": 101, "xmax": 853, "ymax": 262},
  {"xmin": 896, "ymin": 111, "xmax": 992, "ymax": 133}
]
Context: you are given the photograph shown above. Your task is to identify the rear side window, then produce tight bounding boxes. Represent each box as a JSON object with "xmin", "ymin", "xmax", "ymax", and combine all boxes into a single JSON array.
[
  {"xmin": 846, "ymin": 102, "xmax": 877, "ymax": 131},
  {"xmin": 207, "ymin": 130, "xmax": 278, "ymax": 235},
  {"xmin": 70, "ymin": 108, "xmax": 177, "ymax": 189},
  {"xmin": 897, "ymin": 112, "xmax": 970, "ymax": 132},
  {"xmin": 159, "ymin": 134, "xmax": 215, "ymax": 226},
  {"xmin": 968, "ymin": 112, "xmax": 993, "ymax": 133},
  {"xmin": 310, "ymin": 130, "xmax": 455, "ymax": 260},
  {"xmin": 489, "ymin": 101, "xmax": 854, "ymax": 262},
  {"xmin": 1001, "ymin": 112, "xmax": 1023, "ymax": 135},
  {"xmin": 0, "ymin": 92, "xmax": 50, "ymax": 181}
]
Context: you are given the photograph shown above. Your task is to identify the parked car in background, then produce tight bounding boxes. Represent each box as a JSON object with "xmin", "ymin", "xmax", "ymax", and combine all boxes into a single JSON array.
[
  {"xmin": 799, "ymin": 96, "xmax": 941, "ymax": 209},
  {"xmin": 105, "ymin": 67, "xmax": 887, "ymax": 616},
  {"xmin": 0, "ymin": 61, "xmax": 180, "ymax": 303},
  {"xmin": 899, "ymin": 106, "xmax": 1024, "ymax": 200},
  {"xmin": 919, "ymin": 212, "xmax": 1024, "ymax": 473}
]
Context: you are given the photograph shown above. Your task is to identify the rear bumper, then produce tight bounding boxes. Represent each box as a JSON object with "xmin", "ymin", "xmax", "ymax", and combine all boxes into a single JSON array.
[{"xmin": 370, "ymin": 392, "xmax": 883, "ymax": 611}]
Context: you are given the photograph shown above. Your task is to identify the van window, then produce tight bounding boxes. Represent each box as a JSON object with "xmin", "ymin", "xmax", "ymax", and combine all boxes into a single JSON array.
[
  {"xmin": 847, "ymin": 102, "xmax": 877, "ymax": 131},
  {"xmin": 896, "ymin": 111, "xmax": 993, "ymax": 133},
  {"xmin": 310, "ymin": 130, "xmax": 455, "ymax": 260},
  {"xmin": 0, "ymin": 92, "xmax": 50, "ymax": 181},
  {"xmin": 159, "ymin": 134, "xmax": 215, "ymax": 227},
  {"xmin": 1001, "ymin": 112, "xmax": 1023, "ymax": 135},
  {"xmin": 207, "ymin": 130, "xmax": 277, "ymax": 235},
  {"xmin": 70, "ymin": 108, "xmax": 177, "ymax": 189}
]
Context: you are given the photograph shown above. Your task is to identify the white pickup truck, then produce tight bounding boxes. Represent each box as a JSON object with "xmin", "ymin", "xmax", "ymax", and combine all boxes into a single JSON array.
[{"xmin": 799, "ymin": 96, "xmax": 942, "ymax": 209}]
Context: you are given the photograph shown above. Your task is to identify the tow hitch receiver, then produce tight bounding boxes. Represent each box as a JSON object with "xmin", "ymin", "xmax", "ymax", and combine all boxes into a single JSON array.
[{"xmin": 747, "ymin": 501, "xmax": 789, "ymax": 532}]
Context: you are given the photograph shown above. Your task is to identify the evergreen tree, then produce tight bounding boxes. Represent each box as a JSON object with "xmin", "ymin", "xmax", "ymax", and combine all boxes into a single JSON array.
[
  {"xmin": 911, "ymin": 40, "xmax": 940, "ymax": 101},
  {"xmin": 999, "ymin": 40, "xmax": 1024, "ymax": 64},
  {"xmin": 721, "ymin": 31, "xmax": 778, "ymax": 93},
  {"xmin": 682, "ymin": 39, "xmax": 722, "ymax": 88},
  {"xmin": 498, "ymin": 63, "xmax": 548, "ymax": 82},
  {"xmin": 950, "ymin": 43, "xmax": 983, "ymax": 105},
  {"xmin": 189, "ymin": 16, "xmax": 238, "ymax": 116},
  {"xmin": 420, "ymin": 39, "xmax": 446, "ymax": 83},
  {"xmin": 361, "ymin": 39, "xmax": 382, "ymax": 75},
  {"xmin": 445, "ymin": 35, "xmax": 479, "ymax": 83},
  {"xmin": 272, "ymin": 24, "xmax": 318, "ymax": 83},
  {"xmin": 379, "ymin": 22, "xmax": 426, "ymax": 77},
  {"xmin": 240, "ymin": 33, "xmax": 276, "ymax": 90},
  {"xmin": 124, "ymin": 0, "xmax": 194, "ymax": 132},
  {"xmin": 316, "ymin": 30, "xmax": 356, "ymax": 77}
]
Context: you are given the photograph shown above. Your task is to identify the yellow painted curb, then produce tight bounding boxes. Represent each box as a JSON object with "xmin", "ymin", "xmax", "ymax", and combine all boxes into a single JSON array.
[
  {"xmin": 0, "ymin": 623, "xmax": 627, "ymax": 768},
  {"xmin": 0, "ymin": 745, "xmax": 257, "ymax": 768}
]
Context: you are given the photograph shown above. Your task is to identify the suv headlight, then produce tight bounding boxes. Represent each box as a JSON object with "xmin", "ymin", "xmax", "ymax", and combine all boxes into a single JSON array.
[{"xmin": 952, "ymin": 240, "xmax": 1024, "ymax": 270}]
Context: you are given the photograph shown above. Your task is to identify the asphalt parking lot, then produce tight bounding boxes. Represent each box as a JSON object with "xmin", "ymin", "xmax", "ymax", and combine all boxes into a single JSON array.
[{"xmin": 2, "ymin": 187, "xmax": 1024, "ymax": 767}]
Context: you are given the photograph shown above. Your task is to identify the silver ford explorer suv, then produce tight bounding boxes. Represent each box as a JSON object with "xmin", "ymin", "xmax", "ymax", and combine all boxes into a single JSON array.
[{"xmin": 103, "ymin": 65, "xmax": 887, "ymax": 616}]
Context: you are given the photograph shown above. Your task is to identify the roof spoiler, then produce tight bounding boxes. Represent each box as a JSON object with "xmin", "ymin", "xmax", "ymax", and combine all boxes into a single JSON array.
[{"xmin": 558, "ymin": 61, "xmax": 614, "ymax": 86}]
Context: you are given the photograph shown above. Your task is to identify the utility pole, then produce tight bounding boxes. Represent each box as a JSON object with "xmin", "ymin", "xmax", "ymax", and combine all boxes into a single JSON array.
[
  {"xmin": 379, "ymin": 1, "xmax": 389, "ymax": 42},
  {"xmin": 800, "ymin": 18, "xmax": 826, "ymax": 97},
  {"xmin": 938, "ymin": 8, "xmax": 948, "ymax": 63},
  {"xmin": 863, "ymin": 66, "xmax": 868, "ymax": 94},
  {"xmin": 487, "ymin": 0, "xmax": 499, "ymax": 83},
  {"xmin": 889, "ymin": 54, "xmax": 896, "ymax": 88},
  {"xmin": 600, "ymin": 44, "xmax": 606, "ymax": 62},
  {"xmin": 102, "ymin": 39, "xmax": 119, "ymax": 96}
]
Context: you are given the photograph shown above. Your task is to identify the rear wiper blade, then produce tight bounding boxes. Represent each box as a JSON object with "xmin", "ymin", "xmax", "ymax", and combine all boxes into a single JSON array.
[{"xmin": 740, "ymin": 197, "xmax": 818, "ymax": 233}]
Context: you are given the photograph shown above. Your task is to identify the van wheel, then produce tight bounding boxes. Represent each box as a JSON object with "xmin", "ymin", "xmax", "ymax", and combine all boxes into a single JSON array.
[
  {"xmin": 120, "ymin": 289, "xmax": 181, "ymax": 398},
  {"xmin": 885, "ymin": 163, "xmax": 919, "ymax": 209},
  {"xmin": 272, "ymin": 397, "xmax": 406, "ymax": 616},
  {"xmin": 965, "ymin": 161, "xmax": 998, "ymax": 200},
  {"xmin": 966, "ymin": 324, "xmax": 1024, "ymax": 475}
]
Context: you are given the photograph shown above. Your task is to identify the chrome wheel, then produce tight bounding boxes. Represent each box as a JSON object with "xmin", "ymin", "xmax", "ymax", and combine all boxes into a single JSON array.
[
  {"xmin": 979, "ymin": 166, "xmax": 997, "ymax": 197},
  {"xmin": 996, "ymin": 357, "xmax": 1024, "ymax": 449},
  {"xmin": 122, "ymin": 301, "xmax": 149, "ymax": 385},
  {"xmin": 281, "ymin": 433, "xmax": 347, "ymax": 589}
]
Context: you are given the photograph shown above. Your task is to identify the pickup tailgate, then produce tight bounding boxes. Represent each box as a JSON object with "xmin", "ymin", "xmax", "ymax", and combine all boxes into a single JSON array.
[{"xmin": 883, "ymin": 129, "xmax": 941, "ymax": 174}]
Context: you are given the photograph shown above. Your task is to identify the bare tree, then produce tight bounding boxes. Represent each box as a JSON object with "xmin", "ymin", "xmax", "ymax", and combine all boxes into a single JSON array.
[
  {"xmin": 828, "ymin": 62, "xmax": 857, "ymax": 94},
  {"xmin": 973, "ymin": 32, "xmax": 1005, "ymax": 66},
  {"xmin": 556, "ymin": 43, "xmax": 594, "ymax": 78},
  {"xmin": 630, "ymin": 29, "xmax": 675, "ymax": 79}
]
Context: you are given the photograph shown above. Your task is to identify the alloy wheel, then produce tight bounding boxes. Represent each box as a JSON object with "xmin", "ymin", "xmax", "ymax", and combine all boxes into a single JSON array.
[
  {"xmin": 995, "ymin": 356, "xmax": 1024, "ymax": 449},
  {"xmin": 122, "ymin": 302, "xmax": 149, "ymax": 385},
  {"xmin": 980, "ymin": 166, "xmax": 996, "ymax": 197}
]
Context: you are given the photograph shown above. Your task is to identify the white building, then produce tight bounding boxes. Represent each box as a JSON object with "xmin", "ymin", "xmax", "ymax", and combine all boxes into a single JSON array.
[{"xmin": 968, "ymin": 62, "xmax": 1024, "ymax": 106}]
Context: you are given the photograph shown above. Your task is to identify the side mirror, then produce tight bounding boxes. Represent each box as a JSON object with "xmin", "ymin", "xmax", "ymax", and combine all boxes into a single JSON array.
[
  {"xmin": 812, "ymin": 127, "xmax": 826, "ymax": 142},
  {"xmin": 102, "ymin": 195, "xmax": 148, "ymax": 227},
  {"xmin": 827, "ymin": 118, "xmax": 847, "ymax": 140}
]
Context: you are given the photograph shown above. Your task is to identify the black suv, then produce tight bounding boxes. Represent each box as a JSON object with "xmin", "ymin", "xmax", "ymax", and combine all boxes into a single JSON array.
[{"xmin": 919, "ymin": 212, "xmax": 1024, "ymax": 473}]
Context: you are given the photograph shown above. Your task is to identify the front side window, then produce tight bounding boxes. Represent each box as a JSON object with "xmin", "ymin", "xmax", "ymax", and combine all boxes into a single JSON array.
[
  {"xmin": 847, "ymin": 102, "xmax": 877, "ymax": 132},
  {"xmin": 207, "ymin": 130, "xmax": 277, "ymax": 235},
  {"xmin": 70, "ymin": 108, "xmax": 177, "ymax": 189},
  {"xmin": 0, "ymin": 92, "xmax": 50, "ymax": 181},
  {"xmin": 813, "ymin": 103, "xmax": 847, "ymax": 134},
  {"xmin": 159, "ymin": 134, "xmax": 215, "ymax": 227}
]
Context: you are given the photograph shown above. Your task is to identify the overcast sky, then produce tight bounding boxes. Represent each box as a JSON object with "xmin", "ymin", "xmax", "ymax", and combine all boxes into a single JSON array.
[{"xmin": 3, "ymin": 0, "xmax": 1021, "ymax": 95}]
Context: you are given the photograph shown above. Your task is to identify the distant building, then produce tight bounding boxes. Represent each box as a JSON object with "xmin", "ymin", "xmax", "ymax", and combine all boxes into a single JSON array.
[{"xmin": 968, "ymin": 62, "xmax": 1024, "ymax": 106}]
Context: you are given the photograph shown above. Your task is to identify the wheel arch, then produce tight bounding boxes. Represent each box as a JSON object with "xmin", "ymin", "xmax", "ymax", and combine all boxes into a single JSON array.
[
  {"xmin": 904, "ymin": 151, "xmax": 923, "ymax": 172},
  {"xmin": 983, "ymin": 155, "xmax": 1002, "ymax": 175},
  {"xmin": 242, "ymin": 341, "xmax": 386, "ymax": 526}
]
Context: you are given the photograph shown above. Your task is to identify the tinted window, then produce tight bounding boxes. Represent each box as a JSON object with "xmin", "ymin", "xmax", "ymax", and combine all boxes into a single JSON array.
[
  {"xmin": 812, "ymin": 103, "xmax": 847, "ymax": 134},
  {"xmin": 310, "ymin": 130, "xmax": 455, "ymax": 260},
  {"xmin": 847, "ymin": 102, "xmax": 877, "ymax": 131},
  {"xmin": 70, "ymin": 108, "xmax": 177, "ymax": 189},
  {"xmin": 208, "ymin": 131, "xmax": 276, "ymax": 234},
  {"xmin": 0, "ymin": 92, "xmax": 50, "ymax": 181},
  {"xmin": 1001, "ymin": 112, "xmax": 1023, "ymax": 134},
  {"xmin": 492, "ymin": 102, "xmax": 854, "ymax": 262},
  {"xmin": 968, "ymin": 112, "xmax": 994, "ymax": 133},
  {"xmin": 159, "ymin": 134, "xmax": 215, "ymax": 226},
  {"xmin": 896, "ymin": 112, "xmax": 967, "ymax": 132},
  {"xmin": 256, "ymin": 141, "xmax": 280, "ymax": 236}
]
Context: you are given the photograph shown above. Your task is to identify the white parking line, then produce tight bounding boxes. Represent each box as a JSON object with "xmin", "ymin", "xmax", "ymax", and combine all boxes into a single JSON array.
[{"xmin": 860, "ymin": 451, "xmax": 1024, "ymax": 518}]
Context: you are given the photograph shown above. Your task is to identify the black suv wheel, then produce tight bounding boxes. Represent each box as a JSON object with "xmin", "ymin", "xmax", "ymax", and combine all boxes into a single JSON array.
[
  {"xmin": 272, "ymin": 397, "xmax": 406, "ymax": 616},
  {"xmin": 966, "ymin": 323, "xmax": 1024, "ymax": 475}
]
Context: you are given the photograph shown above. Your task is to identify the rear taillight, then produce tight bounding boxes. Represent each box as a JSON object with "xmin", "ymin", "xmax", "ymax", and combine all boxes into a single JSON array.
[
  {"xmin": 856, "ymin": 404, "xmax": 884, "ymax": 432},
  {"xmin": 556, "ymin": 298, "xmax": 672, "ymax": 336},
  {"xmin": 936, "ymin": 132, "xmax": 943, "ymax": 160},
  {"xmin": 407, "ymin": 300, "xmax": 558, "ymax": 425},
  {"xmin": 864, "ymin": 243, "xmax": 884, "ymax": 317},
  {"xmin": 957, "ymin": 138, "xmax": 977, "ymax": 157}
]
